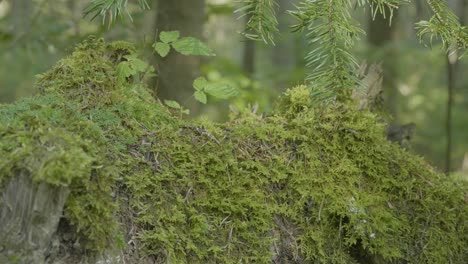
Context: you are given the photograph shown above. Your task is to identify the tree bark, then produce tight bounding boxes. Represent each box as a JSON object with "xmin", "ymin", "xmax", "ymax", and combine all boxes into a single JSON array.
[
  {"xmin": 10, "ymin": 0, "xmax": 33, "ymax": 39},
  {"xmin": 367, "ymin": 11, "xmax": 399, "ymax": 118},
  {"xmin": 272, "ymin": 0, "xmax": 296, "ymax": 70},
  {"xmin": 242, "ymin": 9, "xmax": 256, "ymax": 77},
  {"xmin": 444, "ymin": 0, "xmax": 464, "ymax": 174},
  {"xmin": 445, "ymin": 55, "xmax": 455, "ymax": 174},
  {"xmin": 154, "ymin": 0, "xmax": 206, "ymax": 104},
  {"xmin": 67, "ymin": 0, "xmax": 82, "ymax": 37},
  {"xmin": 242, "ymin": 34, "xmax": 255, "ymax": 77}
]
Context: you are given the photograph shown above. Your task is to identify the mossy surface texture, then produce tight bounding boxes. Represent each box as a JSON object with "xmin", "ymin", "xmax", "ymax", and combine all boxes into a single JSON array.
[{"xmin": 0, "ymin": 38, "xmax": 467, "ymax": 263}]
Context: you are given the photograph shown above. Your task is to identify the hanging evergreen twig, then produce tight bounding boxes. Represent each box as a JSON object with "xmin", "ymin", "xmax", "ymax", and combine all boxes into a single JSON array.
[
  {"xmin": 84, "ymin": 0, "xmax": 150, "ymax": 26},
  {"xmin": 416, "ymin": 0, "xmax": 468, "ymax": 55},
  {"xmin": 289, "ymin": 0, "xmax": 365, "ymax": 101},
  {"xmin": 367, "ymin": 0, "xmax": 407, "ymax": 23},
  {"xmin": 288, "ymin": 0, "xmax": 467, "ymax": 102},
  {"xmin": 235, "ymin": 0, "xmax": 279, "ymax": 45}
]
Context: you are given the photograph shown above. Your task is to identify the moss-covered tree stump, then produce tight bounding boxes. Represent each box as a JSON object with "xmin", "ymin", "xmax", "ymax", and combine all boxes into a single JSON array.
[{"xmin": 0, "ymin": 38, "xmax": 466, "ymax": 264}]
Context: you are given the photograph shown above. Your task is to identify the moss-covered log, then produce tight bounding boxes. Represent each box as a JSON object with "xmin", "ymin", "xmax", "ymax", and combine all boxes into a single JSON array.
[{"xmin": 0, "ymin": 38, "xmax": 467, "ymax": 264}]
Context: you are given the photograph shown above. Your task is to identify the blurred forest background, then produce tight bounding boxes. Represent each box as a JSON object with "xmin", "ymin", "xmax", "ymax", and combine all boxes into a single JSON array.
[{"xmin": 0, "ymin": 0, "xmax": 467, "ymax": 176}]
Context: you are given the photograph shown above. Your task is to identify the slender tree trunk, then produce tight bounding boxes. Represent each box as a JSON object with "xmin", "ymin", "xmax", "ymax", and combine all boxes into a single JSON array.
[
  {"xmin": 368, "ymin": 13, "xmax": 393, "ymax": 45},
  {"xmin": 445, "ymin": 0, "xmax": 464, "ymax": 174},
  {"xmin": 154, "ymin": 0, "xmax": 206, "ymax": 104},
  {"xmin": 242, "ymin": 10, "xmax": 256, "ymax": 78},
  {"xmin": 271, "ymin": 0, "xmax": 297, "ymax": 88},
  {"xmin": 414, "ymin": 0, "xmax": 428, "ymax": 21},
  {"xmin": 445, "ymin": 54, "xmax": 455, "ymax": 174},
  {"xmin": 10, "ymin": 0, "xmax": 32, "ymax": 39},
  {"xmin": 67, "ymin": 0, "xmax": 81, "ymax": 37},
  {"xmin": 242, "ymin": 15, "xmax": 255, "ymax": 77},
  {"xmin": 367, "ymin": 10, "xmax": 399, "ymax": 118},
  {"xmin": 242, "ymin": 39, "xmax": 255, "ymax": 77}
]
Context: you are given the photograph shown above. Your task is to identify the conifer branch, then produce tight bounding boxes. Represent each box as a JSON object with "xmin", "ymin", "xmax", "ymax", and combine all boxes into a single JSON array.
[
  {"xmin": 289, "ymin": 0, "xmax": 466, "ymax": 102},
  {"xmin": 289, "ymin": 0, "xmax": 364, "ymax": 100},
  {"xmin": 416, "ymin": 0, "xmax": 468, "ymax": 54},
  {"xmin": 236, "ymin": 0, "xmax": 279, "ymax": 44},
  {"xmin": 84, "ymin": 0, "xmax": 150, "ymax": 26},
  {"xmin": 368, "ymin": 0, "xmax": 407, "ymax": 23}
]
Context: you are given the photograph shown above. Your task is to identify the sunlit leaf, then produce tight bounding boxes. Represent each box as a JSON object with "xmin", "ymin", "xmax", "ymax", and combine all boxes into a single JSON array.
[
  {"xmin": 116, "ymin": 54, "xmax": 152, "ymax": 83},
  {"xmin": 124, "ymin": 54, "xmax": 148, "ymax": 72},
  {"xmin": 172, "ymin": 37, "xmax": 216, "ymax": 56},
  {"xmin": 116, "ymin": 62, "xmax": 135, "ymax": 83},
  {"xmin": 193, "ymin": 77, "xmax": 208, "ymax": 91},
  {"xmin": 194, "ymin": 91, "xmax": 207, "ymax": 104},
  {"xmin": 153, "ymin": 42, "xmax": 171, "ymax": 57},
  {"xmin": 205, "ymin": 83, "xmax": 239, "ymax": 99},
  {"xmin": 164, "ymin": 100, "xmax": 181, "ymax": 109},
  {"xmin": 160, "ymin": 31, "xmax": 180, "ymax": 43}
]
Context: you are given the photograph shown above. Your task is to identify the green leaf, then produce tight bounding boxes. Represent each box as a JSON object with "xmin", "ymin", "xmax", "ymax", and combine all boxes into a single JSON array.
[
  {"xmin": 164, "ymin": 100, "xmax": 181, "ymax": 109},
  {"xmin": 124, "ymin": 54, "xmax": 148, "ymax": 72},
  {"xmin": 153, "ymin": 42, "xmax": 171, "ymax": 57},
  {"xmin": 117, "ymin": 62, "xmax": 134, "ymax": 77},
  {"xmin": 160, "ymin": 31, "xmax": 180, "ymax": 43},
  {"xmin": 193, "ymin": 77, "xmax": 208, "ymax": 91},
  {"xmin": 172, "ymin": 37, "xmax": 216, "ymax": 56},
  {"xmin": 116, "ymin": 62, "xmax": 136, "ymax": 83},
  {"xmin": 205, "ymin": 83, "xmax": 239, "ymax": 99},
  {"xmin": 194, "ymin": 91, "xmax": 207, "ymax": 104},
  {"xmin": 115, "ymin": 54, "xmax": 152, "ymax": 84}
]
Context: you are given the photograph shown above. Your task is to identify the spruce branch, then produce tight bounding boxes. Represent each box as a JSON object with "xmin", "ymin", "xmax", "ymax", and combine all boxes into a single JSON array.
[
  {"xmin": 416, "ymin": 0, "xmax": 468, "ymax": 55},
  {"xmin": 290, "ymin": 0, "xmax": 364, "ymax": 101},
  {"xmin": 289, "ymin": 0, "xmax": 466, "ymax": 103},
  {"xmin": 84, "ymin": 0, "xmax": 150, "ymax": 26},
  {"xmin": 236, "ymin": 0, "xmax": 279, "ymax": 45},
  {"xmin": 368, "ymin": 0, "xmax": 407, "ymax": 23}
]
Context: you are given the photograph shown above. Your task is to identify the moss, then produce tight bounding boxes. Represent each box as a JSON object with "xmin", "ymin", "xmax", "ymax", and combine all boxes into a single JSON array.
[{"xmin": 0, "ymin": 38, "xmax": 467, "ymax": 263}]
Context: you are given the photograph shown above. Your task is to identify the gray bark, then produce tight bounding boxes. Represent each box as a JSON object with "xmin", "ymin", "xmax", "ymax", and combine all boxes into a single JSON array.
[
  {"xmin": 444, "ymin": 0, "xmax": 465, "ymax": 174},
  {"xmin": 367, "ymin": 10, "xmax": 399, "ymax": 118},
  {"xmin": 10, "ymin": 0, "xmax": 33, "ymax": 38},
  {"xmin": 154, "ymin": 0, "xmax": 206, "ymax": 104},
  {"xmin": 272, "ymin": 0, "xmax": 296, "ymax": 71},
  {"xmin": 271, "ymin": 0, "xmax": 297, "ymax": 89}
]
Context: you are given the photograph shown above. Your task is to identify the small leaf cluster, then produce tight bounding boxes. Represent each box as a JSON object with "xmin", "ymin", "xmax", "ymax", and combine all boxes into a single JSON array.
[
  {"xmin": 153, "ymin": 31, "xmax": 216, "ymax": 58},
  {"xmin": 192, "ymin": 77, "xmax": 240, "ymax": 104},
  {"xmin": 153, "ymin": 31, "xmax": 239, "ymax": 107},
  {"xmin": 164, "ymin": 100, "xmax": 190, "ymax": 115},
  {"xmin": 116, "ymin": 54, "xmax": 154, "ymax": 84}
]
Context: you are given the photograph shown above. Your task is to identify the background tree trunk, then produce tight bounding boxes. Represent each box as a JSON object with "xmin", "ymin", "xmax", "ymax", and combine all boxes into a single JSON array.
[
  {"xmin": 445, "ymin": 0, "xmax": 465, "ymax": 174},
  {"xmin": 67, "ymin": 0, "xmax": 82, "ymax": 37},
  {"xmin": 242, "ymin": 8, "xmax": 256, "ymax": 77},
  {"xmin": 154, "ymin": 0, "xmax": 206, "ymax": 104},
  {"xmin": 271, "ymin": 0, "xmax": 296, "ymax": 88},
  {"xmin": 10, "ymin": 0, "xmax": 32, "ymax": 39},
  {"xmin": 367, "ymin": 11, "xmax": 399, "ymax": 118}
]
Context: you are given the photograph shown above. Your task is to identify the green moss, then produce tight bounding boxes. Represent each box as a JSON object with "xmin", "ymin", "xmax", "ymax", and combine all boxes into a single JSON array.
[{"xmin": 0, "ymin": 38, "xmax": 466, "ymax": 263}]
